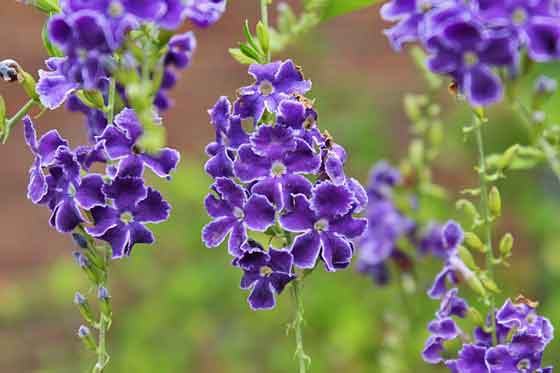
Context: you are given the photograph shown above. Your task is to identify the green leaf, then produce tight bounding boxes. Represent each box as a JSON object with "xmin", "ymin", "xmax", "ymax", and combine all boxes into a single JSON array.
[
  {"xmin": 229, "ymin": 48, "xmax": 258, "ymax": 65},
  {"xmin": 317, "ymin": 0, "xmax": 384, "ymax": 21}
]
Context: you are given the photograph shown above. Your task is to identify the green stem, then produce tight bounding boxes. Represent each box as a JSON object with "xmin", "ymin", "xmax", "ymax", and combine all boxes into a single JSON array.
[
  {"xmin": 2, "ymin": 99, "xmax": 36, "ymax": 143},
  {"xmin": 512, "ymin": 101, "xmax": 560, "ymax": 184},
  {"xmin": 291, "ymin": 278, "xmax": 309, "ymax": 373},
  {"xmin": 260, "ymin": 0, "xmax": 271, "ymax": 63},
  {"xmin": 473, "ymin": 114, "xmax": 498, "ymax": 345},
  {"xmin": 106, "ymin": 78, "xmax": 117, "ymax": 125}
]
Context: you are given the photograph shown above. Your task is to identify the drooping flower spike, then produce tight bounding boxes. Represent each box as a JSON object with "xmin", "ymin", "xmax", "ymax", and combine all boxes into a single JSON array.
[
  {"xmin": 202, "ymin": 60, "xmax": 368, "ymax": 309},
  {"xmin": 380, "ymin": 0, "xmax": 560, "ymax": 106}
]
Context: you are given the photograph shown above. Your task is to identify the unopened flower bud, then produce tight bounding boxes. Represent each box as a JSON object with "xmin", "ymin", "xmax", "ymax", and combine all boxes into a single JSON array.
[
  {"xmin": 74, "ymin": 292, "xmax": 95, "ymax": 324},
  {"xmin": 533, "ymin": 76, "xmax": 558, "ymax": 110},
  {"xmin": 464, "ymin": 232, "xmax": 486, "ymax": 253},
  {"xmin": 78, "ymin": 325, "xmax": 97, "ymax": 352},
  {"xmin": 456, "ymin": 199, "xmax": 479, "ymax": 225},
  {"xmin": 488, "ymin": 186, "xmax": 501, "ymax": 218},
  {"xmin": 98, "ymin": 286, "xmax": 112, "ymax": 316},
  {"xmin": 0, "ymin": 59, "xmax": 21, "ymax": 82},
  {"xmin": 458, "ymin": 246, "xmax": 479, "ymax": 271},
  {"xmin": 72, "ymin": 233, "xmax": 89, "ymax": 249},
  {"xmin": 73, "ymin": 251, "xmax": 90, "ymax": 269},
  {"xmin": 499, "ymin": 233, "xmax": 514, "ymax": 258},
  {"xmin": 498, "ymin": 145, "xmax": 519, "ymax": 170}
]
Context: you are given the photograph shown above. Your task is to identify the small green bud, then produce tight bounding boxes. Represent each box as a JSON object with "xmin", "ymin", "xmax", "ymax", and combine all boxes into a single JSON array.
[
  {"xmin": 403, "ymin": 94, "xmax": 423, "ymax": 122},
  {"xmin": 464, "ymin": 232, "xmax": 486, "ymax": 253},
  {"xmin": 489, "ymin": 186, "xmax": 502, "ymax": 217},
  {"xmin": 19, "ymin": 71, "xmax": 39, "ymax": 102},
  {"xmin": 429, "ymin": 120, "xmax": 444, "ymax": 149},
  {"xmin": 467, "ymin": 307, "xmax": 484, "ymax": 326},
  {"xmin": 138, "ymin": 122, "xmax": 166, "ymax": 154},
  {"xmin": 19, "ymin": 0, "xmax": 61, "ymax": 13},
  {"xmin": 499, "ymin": 233, "xmax": 514, "ymax": 258},
  {"xmin": 256, "ymin": 21, "xmax": 270, "ymax": 57},
  {"xmin": 0, "ymin": 96, "xmax": 6, "ymax": 135},
  {"xmin": 456, "ymin": 199, "xmax": 480, "ymax": 224},
  {"xmin": 409, "ymin": 139, "xmax": 424, "ymax": 167},
  {"xmin": 229, "ymin": 48, "xmax": 258, "ymax": 65},
  {"xmin": 480, "ymin": 273, "xmax": 501, "ymax": 294},
  {"xmin": 467, "ymin": 274, "xmax": 487, "ymax": 297},
  {"xmin": 458, "ymin": 245, "xmax": 480, "ymax": 271},
  {"xmin": 74, "ymin": 292, "xmax": 95, "ymax": 324},
  {"xmin": 498, "ymin": 145, "xmax": 520, "ymax": 169},
  {"xmin": 76, "ymin": 90, "xmax": 104, "ymax": 110}
]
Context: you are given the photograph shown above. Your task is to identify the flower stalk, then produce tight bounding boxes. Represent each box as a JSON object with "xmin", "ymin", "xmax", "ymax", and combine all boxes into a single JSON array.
[
  {"xmin": 291, "ymin": 277, "xmax": 310, "ymax": 373},
  {"xmin": 473, "ymin": 112, "xmax": 497, "ymax": 345}
]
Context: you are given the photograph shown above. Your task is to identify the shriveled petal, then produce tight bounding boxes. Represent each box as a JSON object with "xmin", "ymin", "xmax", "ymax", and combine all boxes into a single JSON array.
[
  {"xmin": 244, "ymin": 194, "xmax": 275, "ymax": 231},
  {"xmin": 320, "ymin": 232, "xmax": 353, "ymax": 272},
  {"xmin": 290, "ymin": 231, "xmax": 321, "ymax": 269},
  {"xmin": 75, "ymin": 174, "xmax": 106, "ymax": 209}
]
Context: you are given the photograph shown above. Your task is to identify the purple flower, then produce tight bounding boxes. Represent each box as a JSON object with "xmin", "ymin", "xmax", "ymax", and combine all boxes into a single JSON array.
[
  {"xmin": 24, "ymin": 118, "xmax": 106, "ymax": 233},
  {"xmin": 97, "ymin": 108, "xmax": 180, "ymax": 178},
  {"xmin": 475, "ymin": 0, "xmax": 560, "ymax": 62},
  {"xmin": 36, "ymin": 58, "xmax": 79, "ymax": 110},
  {"xmin": 234, "ymin": 60, "xmax": 312, "ymax": 124},
  {"xmin": 202, "ymin": 178, "xmax": 275, "ymax": 255},
  {"xmin": 280, "ymin": 182, "xmax": 367, "ymax": 271},
  {"xmin": 86, "ymin": 177, "xmax": 170, "ymax": 258},
  {"xmin": 235, "ymin": 242, "xmax": 296, "ymax": 310},
  {"xmin": 426, "ymin": 19, "xmax": 517, "ymax": 106},
  {"xmin": 185, "ymin": 0, "xmax": 227, "ymax": 28}
]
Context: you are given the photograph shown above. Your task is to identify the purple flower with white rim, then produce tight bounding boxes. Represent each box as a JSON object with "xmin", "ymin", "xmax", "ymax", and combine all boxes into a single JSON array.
[
  {"xmin": 234, "ymin": 60, "xmax": 312, "ymax": 124},
  {"xmin": 380, "ymin": 0, "xmax": 449, "ymax": 51},
  {"xmin": 280, "ymin": 182, "xmax": 367, "ymax": 271},
  {"xmin": 445, "ymin": 344, "xmax": 488, "ymax": 373},
  {"xmin": 86, "ymin": 176, "xmax": 171, "ymax": 258},
  {"xmin": 234, "ymin": 125, "xmax": 320, "ymax": 209},
  {"xmin": 24, "ymin": 118, "xmax": 107, "ymax": 232},
  {"xmin": 425, "ymin": 19, "xmax": 518, "ymax": 106},
  {"xmin": 97, "ymin": 108, "xmax": 180, "ymax": 178},
  {"xmin": 36, "ymin": 58, "xmax": 79, "ymax": 110},
  {"xmin": 202, "ymin": 177, "xmax": 276, "ymax": 256},
  {"xmin": 474, "ymin": 0, "xmax": 560, "ymax": 62},
  {"xmin": 235, "ymin": 242, "xmax": 296, "ymax": 310},
  {"xmin": 185, "ymin": 0, "xmax": 227, "ymax": 28}
]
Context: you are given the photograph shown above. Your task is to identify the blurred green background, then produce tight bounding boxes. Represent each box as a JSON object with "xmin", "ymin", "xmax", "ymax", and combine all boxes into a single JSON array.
[{"xmin": 1, "ymin": 2, "xmax": 559, "ymax": 372}]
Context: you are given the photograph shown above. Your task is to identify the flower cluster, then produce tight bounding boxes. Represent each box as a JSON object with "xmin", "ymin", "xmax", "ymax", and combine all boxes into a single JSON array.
[
  {"xmin": 37, "ymin": 0, "xmax": 226, "ymax": 110},
  {"xmin": 356, "ymin": 161, "xmax": 415, "ymax": 285},
  {"xmin": 380, "ymin": 0, "xmax": 560, "ymax": 106},
  {"xmin": 25, "ymin": 108, "xmax": 178, "ymax": 258},
  {"xmin": 422, "ymin": 221, "xmax": 555, "ymax": 372},
  {"xmin": 202, "ymin": 60, "xmax": 368, "ymax": 310}
]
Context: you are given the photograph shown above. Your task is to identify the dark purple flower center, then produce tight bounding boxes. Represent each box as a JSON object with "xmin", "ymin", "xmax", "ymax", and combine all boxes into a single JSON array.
[
  {"xmin": 260, "ymin": 266, "xmax": 273, "ymax": 277},
  {"xmin": 259, "ymin": 80, "xmax": 274, "ymax": 96}
]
